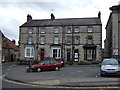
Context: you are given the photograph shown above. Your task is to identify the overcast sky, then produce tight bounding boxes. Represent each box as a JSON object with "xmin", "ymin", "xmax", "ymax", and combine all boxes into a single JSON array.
[{"xmin": 0, "ymin": 0, "xmax": 119, "ymax": 47}]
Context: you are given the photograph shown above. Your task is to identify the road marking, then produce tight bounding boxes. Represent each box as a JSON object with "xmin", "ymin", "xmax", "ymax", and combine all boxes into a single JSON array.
[
  {"xmin": 0, "ymin": 76, "xmax": 120, "ymax": 89},
  {"xmin": 31, "ymin": 80, "xmax": 60, "ymax": 85}
]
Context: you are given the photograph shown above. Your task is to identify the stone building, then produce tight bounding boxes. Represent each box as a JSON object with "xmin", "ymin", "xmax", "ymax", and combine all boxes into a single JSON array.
[
  {"xmin": 104, "ymin": 4, "xmax": 120, "ymax": 58},
  {"xmin": 19, "ymin": 13, "xmax": 102, "ymax": 64},
  {"xmin": 0, "ymin": 30, "xmax": 2, "ymax": 63},
  {"xmin": 1, "ymin": 30, "xmax": 19, "ymax": 63}
]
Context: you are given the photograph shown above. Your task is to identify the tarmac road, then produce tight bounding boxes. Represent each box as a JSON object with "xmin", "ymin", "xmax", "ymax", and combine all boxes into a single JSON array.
[{"xmin": 1, "ymin": 62, "xmax": 120, "ymax": 89}]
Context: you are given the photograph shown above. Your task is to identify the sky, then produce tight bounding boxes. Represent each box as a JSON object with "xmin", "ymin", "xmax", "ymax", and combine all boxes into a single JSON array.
[{"xmin": 0, "ymin": 0, "xmax": 119, "ymax": 47}]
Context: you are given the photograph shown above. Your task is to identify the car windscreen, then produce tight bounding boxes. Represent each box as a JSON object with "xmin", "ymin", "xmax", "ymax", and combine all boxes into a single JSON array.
[{"xmin": 102, "ymin": 59, "xmax": 118, "ymax": 65}]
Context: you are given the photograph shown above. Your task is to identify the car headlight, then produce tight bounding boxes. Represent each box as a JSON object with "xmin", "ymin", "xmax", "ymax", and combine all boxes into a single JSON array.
[{"xmin": 61, "ymin": 61, "xmax": 63, "ymax": 63}]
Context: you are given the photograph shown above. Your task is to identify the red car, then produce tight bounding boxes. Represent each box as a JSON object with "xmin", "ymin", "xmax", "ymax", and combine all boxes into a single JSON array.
[{"xmin": 27, "ymin": 60, "xmax": 62, "ymax": 72}]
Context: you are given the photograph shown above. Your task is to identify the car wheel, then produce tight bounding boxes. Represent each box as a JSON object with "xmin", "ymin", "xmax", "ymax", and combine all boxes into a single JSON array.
[
  {"xmin": 37, "ymin": 68, "xmax": 41, "ymax": 72},
  {"xmin": 55, "ymin": 67, "xmax": 59, "ymax": 71}
]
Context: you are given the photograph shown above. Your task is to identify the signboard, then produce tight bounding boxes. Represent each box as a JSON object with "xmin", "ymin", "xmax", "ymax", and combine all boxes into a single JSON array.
[{"xmin": 113, "ymin": 48, "xmax": 118, "ymax": 55}]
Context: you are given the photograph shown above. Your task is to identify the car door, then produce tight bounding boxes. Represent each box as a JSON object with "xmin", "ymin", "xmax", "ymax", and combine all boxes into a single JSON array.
[{"xmin": 42, "ymin": 61, "xmax": 50, "ymax": 70}]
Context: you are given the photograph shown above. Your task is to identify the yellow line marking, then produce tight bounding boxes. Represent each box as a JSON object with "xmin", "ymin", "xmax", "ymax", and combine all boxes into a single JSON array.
[
  {"xmin": 31, "ymin": 80, "xmax": 60, "ymax": 85},
  {"xmin": 0, "ymin": 76, "xmax": 120, "ymax": 89}
]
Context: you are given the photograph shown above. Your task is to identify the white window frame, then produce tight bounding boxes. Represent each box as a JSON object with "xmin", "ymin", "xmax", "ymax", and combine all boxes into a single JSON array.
[
  {"xmin": 25, "ymin": 47, "xmax": 34, "ymax": 58},
  {"xmin": 51, "ymin": 47, "xmax": 61, "ymax": 59}
]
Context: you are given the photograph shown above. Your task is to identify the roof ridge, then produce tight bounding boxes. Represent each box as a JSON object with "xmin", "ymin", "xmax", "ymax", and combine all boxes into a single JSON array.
[{"xmin": 33, "ymin": 17, "xmax": 99, "ymax": 21}]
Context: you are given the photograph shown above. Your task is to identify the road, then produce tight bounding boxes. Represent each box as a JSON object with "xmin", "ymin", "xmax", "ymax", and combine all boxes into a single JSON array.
[{"xmin": 1, "ymin": 62, "xmax": 120, "ymax": 90}]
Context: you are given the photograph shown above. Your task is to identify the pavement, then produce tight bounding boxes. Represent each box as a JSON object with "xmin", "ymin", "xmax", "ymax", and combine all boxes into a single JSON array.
[{"xmin": 2, "ymin": 64, "xmax": 120, "ymax": 87}]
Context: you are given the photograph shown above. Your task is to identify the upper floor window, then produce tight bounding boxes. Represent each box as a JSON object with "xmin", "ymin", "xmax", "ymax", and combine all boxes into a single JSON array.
[
  {"xmin": 27, "ymin": 36, "xmax": 32, "ymax": 44},
  {"xmin": 74, "ymin": 27, "xmax": 80, "ymax": 33},
  {"xmin": 54, "ymin": 36, "xmax": 59, "ymax": 44},
  {"xmin": 74, "ymin": 36, "xmax": 80, "ymax": 44},
  {"xmin": 54, "ymin": 28, "xmax": 59, "ymax": 34},
  {"xmin": 66, "ymin": 36, "xmax": 72, "ymax": 44},
  {"xmin": 40, "ymin": 36, "xmax": 45, "ymax": 44},
  {"xmin": 87, "ymin": 36, "xmax": 92, "ymax": 44},
  {"xmin": 40, "ymin": 27, "xmax": 46, "ymax": 34},
  {"xmin": 66, "ymin": 27, "xmax": 72, "ymax": 34},
  {"xmin": 28, "ymin": 28, "xmax": 33, "ymax": 34},
  {"xmin": 87, "ymin": 27, "xmax": 93, "ymax": 32}
]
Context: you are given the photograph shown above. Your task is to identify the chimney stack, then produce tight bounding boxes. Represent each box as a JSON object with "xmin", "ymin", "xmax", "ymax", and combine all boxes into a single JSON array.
[
  {"xmin": 27, "ymin": 14, "xmax": 32, "ymax": 22},
  {"xmin": 98, "ymin": 11, "xmax": 101, "ymax": 19},
  {"xmin": 51, "ymin": 13, "xmax": 55, "ymax": 20},
  {"xmin": 12, "ymin": 39, "xmax": 16, "ymax": 44}
]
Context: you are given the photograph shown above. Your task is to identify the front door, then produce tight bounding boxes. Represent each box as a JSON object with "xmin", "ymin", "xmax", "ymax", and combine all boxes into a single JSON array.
[
  {"xmin": 67, "ymin": 49, "xmax": 71, "ymax": 62},
  {"xmin": 40, "ymin": 49, "xmax": 44, "ymax": 61},
  {"xmin": 51, "ymin": 47, "xmax": 61, "ymax": 59}
]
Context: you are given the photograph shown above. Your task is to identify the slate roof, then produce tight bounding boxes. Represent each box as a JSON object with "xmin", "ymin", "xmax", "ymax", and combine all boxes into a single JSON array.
[{"xmin": 20, "ymin": 17, "xmax": 101, "ymax": 27}]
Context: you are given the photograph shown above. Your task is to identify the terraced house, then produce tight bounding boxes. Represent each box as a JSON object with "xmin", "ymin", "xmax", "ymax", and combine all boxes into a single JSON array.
[{"xmin": 19, "ymin": 13, "xmax": 102, "ymax": 64}]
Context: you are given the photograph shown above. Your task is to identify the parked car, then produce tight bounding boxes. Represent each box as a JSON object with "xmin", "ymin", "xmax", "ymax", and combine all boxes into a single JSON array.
[
  {"xmin": 115, "ymin": 58, "xmax": 120, "ymax": 64},
  {"xmin": 42, "ymin": 57, "xmax": 64, "ymax": 66},
  {"xmin": 26, "ymin": 60, "xmax": 62, "ymax": 72},
  {"xmin": 100, "ymin": 58, "xmax": 120, "ymax": 76}
]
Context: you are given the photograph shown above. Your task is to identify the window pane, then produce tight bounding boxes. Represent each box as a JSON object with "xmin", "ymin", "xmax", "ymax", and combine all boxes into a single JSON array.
[
  {"xmin": 66, "ymin": 36, "xmax": 72, "ymax": 44},
  {"xmin": 87, "ymin": 49, "xmax": 92, "ymax": 60},
  {"xmin": 40, "ymin": 36, "xmax": 45, "ymax": 44},
  {"xmin": 26, "ymin": 48, "xmax": 30, "ymax": 56},
  {"xmin": 53, "ymin": 49, "xmax": 57, "ymax": 58},
  {"xmin": 40, "ymin": 28, "xmax": 45, "ymax": 33},
  {"xmin": 54, "ymin": 37, "xmax": 59, "ymax": 44},
  {"xmin": 28, "ymin": 28, "xmax": 32, "ymax": 34},
  {"xmin": 66, "ymin": 27, "xmax": 71, "ymax": 33},
  {"xmin": 54, "ymin": 28, "xmax": 59, "ymax": 33},
  {"xmin": 74, "ymin": 36, "xmax": 79, "ymax": 44},
  {"xmin": 58, "ymin": 49, "xmax": 60, "ymax": 57},
  {"xmin": 74, "ymin": 27, "xmax": 80, "ymax": 33},
  {"xmin": 28, "ymin": 37, "xmax": 32, "ymax": 44},
  {"xmin": 88, "ymin": 28, "xmax": 93, "ymax": 32},
  {"xmin": 31, "ymin": 48, "xmax": 34, "ymax": 57}
]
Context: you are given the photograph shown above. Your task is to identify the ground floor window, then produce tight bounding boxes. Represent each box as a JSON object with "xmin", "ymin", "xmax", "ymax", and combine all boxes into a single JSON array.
[
  {"xmin": 84, "ymin": 49, "xmax": 96, "ymax": 60},
  {"xmin": 25, "ymin": 46, "xmax": 34, "ymax": 58},
  {"xmin": 51, "ymin": 47, "xmax": 61, "ymax": 58}
]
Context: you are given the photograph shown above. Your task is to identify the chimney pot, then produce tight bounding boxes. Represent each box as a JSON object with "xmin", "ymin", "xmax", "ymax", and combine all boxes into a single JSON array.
[
  {"xmin": 51, "ymin": 13, "xmax": 55, "ymax": 20},
  {"xmin": 27, "ymin": 14, "xmax": 32, "ymax": 22},
  {"xmin": 98, "ymin": 11, "xmax": 101, "ymax": 19}
]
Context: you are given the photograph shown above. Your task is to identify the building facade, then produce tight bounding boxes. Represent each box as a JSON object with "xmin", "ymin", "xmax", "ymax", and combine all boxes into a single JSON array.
[
  {"xmin": 19, "ymin": 13, "xmax": 102, "ymax": 64},
  {"xmin": 0, "ymin": 30, "xmax": 2, "ymax": 63},
  {"xmin": 0, "ymin": 30, "xmax": 19, "ymax": 63},
  {"xmin": 104, "ymin": 4, "xmax": 120, "ymax": 58}
]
